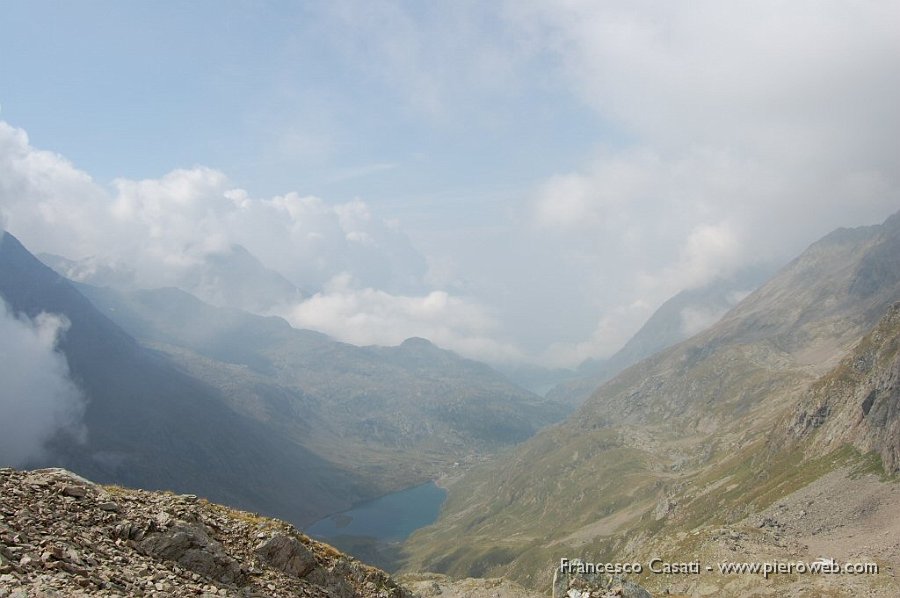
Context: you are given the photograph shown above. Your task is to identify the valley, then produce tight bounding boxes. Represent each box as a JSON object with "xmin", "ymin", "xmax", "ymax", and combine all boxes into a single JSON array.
[
  {"xmin": 4, "ymin": 213, "xmax": 900, "ymax": 597},
  {"xmin": 2, "ymin": 6, "xmax": 898, "ymax": 595}
]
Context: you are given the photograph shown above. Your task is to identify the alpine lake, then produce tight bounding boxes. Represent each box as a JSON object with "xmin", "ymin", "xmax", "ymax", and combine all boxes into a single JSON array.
[{"xmin": 304, "ymin": 481, "xmax": 447, "ymax": 571}]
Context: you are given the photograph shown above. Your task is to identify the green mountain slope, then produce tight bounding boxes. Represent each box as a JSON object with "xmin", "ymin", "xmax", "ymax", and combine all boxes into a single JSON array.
[{"xmin": 402, "ymin": 211, "xmax": 900, "ymax": 595}]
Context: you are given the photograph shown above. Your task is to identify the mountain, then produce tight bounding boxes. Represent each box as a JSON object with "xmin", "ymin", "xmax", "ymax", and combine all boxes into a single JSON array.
[
  {"xmin": 402, "ymin": 211, "xmax": 900, "ymax": 596},
  {"xmin": 40, "ymin": 243, "xmax": 304, "ymax": 313},
  {"xmin": 545, "ymin": 267, "xmax": 771, "ymax": 407},
  {"xmin": 71, "ymin": 282, "xmax": 563, "ymax": 496},
  {"xmin": 0, "ymin": 231, "xmax": 365, "ymax": 525},
  {"xmin": 175, "ymin": 244, "xmax": 305, "ymax": 312}
]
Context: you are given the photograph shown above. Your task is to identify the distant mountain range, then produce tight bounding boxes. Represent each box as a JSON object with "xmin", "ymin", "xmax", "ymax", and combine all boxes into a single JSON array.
[
  {"xmin": 8, "ymin": 208, "xmax": 900, "ymax": 596},
  {"xmin": 403, "ymin": 211, "xmax": 900, "ymax": 597},
  {"xmin": 1, "ymin": 231, "xmax": 562, "ymax": 527}
]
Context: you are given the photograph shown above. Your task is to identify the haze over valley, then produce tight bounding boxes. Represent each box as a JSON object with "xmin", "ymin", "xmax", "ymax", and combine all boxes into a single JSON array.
[{"xmin": 2, "ymin": 2, "xmax": 900, "ymax": 596}]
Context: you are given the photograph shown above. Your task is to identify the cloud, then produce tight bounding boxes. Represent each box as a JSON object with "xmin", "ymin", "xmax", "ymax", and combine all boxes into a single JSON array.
[
  {"xmin": 537, "ymin": 300, "xmax": 653, "ymax": 369},
  {"xmin": 0, "ymin": 299, "xmax": 85, "ymax": 467},
  {"xmin": 277, "ymin": 273, "xmax": 525, "ymax": 364},
  {"xmin": 678, "ymin": 289, "xmax": 753, "ymax": 339},
  {"xmin": 297, "ymin": 2, "xmax": 900, "ymax": 368},
  {"xmin": 0, "ymin": 121, "xmax": 511, "ymax": 363},
  {"xmin": 510, "ymin": 1, "xmax": 900, "ymax": 365},
  {"xmin": 510, "ymin": 1, "xmax": 900, "ymax": 152},
  {"xmin": 0, "ymin": 122, "xmax": 427, "ymax": 297},
  {"xmin": 301, "ymin": 1, "xmax": 537, "ymax": 126},
  {"xmin": 3, "ymin": 2, "xmax": 900, "ymax": 370}
]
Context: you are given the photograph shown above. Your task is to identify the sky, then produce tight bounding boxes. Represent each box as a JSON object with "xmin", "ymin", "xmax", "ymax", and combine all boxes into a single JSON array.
[{"xmin": 1, "ymin": 1, "xmax": 898, "ymax": 368}]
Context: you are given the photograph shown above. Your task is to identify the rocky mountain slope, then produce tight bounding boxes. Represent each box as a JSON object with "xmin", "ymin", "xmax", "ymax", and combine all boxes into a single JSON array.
[
  {"xmin": 402, "ymin": 212, "xmax": 900, "ymax": 596},
  {"xmin": 72, "ymin": 283, "xmax": 560, "ymax": 495},
  {"xmin": 787, "ymin": 302, "xmax": 900, "ymax": 472},
  {"xmin": 0, "ymin": 467, "xmax": 412, "ymax": 597}
]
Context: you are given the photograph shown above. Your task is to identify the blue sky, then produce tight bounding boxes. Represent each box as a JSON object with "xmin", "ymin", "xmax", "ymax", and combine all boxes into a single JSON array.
[
  {"xmin": 1, "ymin": 2, "xmax": 609, "ymax": 204},
  {"xmin": 2, "ymin": 1, "xmax": 899, "ymax": 367}
]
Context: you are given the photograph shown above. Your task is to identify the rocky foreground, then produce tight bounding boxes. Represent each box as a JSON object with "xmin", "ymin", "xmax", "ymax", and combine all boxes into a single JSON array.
[
  {"xmin": 0, "ymin": 467, "xmax": 657, "ymax": 598},
  {"xmin": 0, "ymin": 468, "xmax": 413, "ymax": 597}
]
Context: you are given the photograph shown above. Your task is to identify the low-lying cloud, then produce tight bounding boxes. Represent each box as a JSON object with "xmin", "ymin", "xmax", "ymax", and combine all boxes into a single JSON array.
[
  {"xmin": 278, "ymin": 273, "xmax": 525, "ymax": 363},
  {"xmin": 0, "ymin": 299, "xmax": 85, "ymax": 467}
]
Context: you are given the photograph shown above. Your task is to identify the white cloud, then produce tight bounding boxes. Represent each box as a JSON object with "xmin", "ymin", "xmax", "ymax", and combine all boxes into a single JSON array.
[
  {"xmin": 0, "ymin": 121, "xmax": 511, "ymax": 364},
  {"xmin": 278, "ymin": 273, "xmax": 525, "ymax": 364},
  {"xmin": 679, "ymin": 306, "xmax": 727, "ymax": 338},
  {"xmin": 537, "ymin": 300, "xmax": 652, "ymax": 369},
  {"xmin": 0, "ymin": 299, "xmax": 85, "ymax": 467},
  {"xmin": 509, "ymin": 1, "xmax": 900, "ymax": 154},
  {"xmin": 512, "ymin": 1, "xmax": 900, "ymax": 365},
  {"xmin": 0, "ymin": 122, "xmax": 427, "ymax": 296}
]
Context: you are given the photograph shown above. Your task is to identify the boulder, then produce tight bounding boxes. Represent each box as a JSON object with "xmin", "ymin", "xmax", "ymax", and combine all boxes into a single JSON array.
[{"xmin": 254, "ymin": 533, "xmax": 317, "ymax": 578}]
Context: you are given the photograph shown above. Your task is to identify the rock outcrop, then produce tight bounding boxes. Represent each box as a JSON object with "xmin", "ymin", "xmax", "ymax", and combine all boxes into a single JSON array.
[
  {"xmin": 0, "ymin": 468, "xmax": 412, "ymax": 597},
  {"xmin": 788, "ymin": 302, "xmax": 900, "ymax": 472}
]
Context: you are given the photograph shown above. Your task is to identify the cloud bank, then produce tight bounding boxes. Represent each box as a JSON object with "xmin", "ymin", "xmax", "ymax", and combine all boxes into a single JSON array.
[
  {"xmin": 0, "ymin": 123, "xmax": 426, "ymax": 295},
  {"xmin": 511, "ymin": 0, "xmax": 900, "ymax": 362},
  {"xmin": 0, "ymin": 122, "xmax": 513, "ymax": 363},
  {"xmin": 302, "ymin": 2, "xmax": 899, "ymax": 365},
  {"xmin": 0, "ymin": 299, "xmax": 85, "ymax": 467},
  {"xmin": 278, "ymin": 273, "xmax": 525, "ymax": 362}
]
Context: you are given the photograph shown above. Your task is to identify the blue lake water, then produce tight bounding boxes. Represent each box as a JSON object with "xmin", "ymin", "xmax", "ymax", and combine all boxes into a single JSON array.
[{"xmin": 306, "ymin": 481, "xmax": 447, "ymax": 542}]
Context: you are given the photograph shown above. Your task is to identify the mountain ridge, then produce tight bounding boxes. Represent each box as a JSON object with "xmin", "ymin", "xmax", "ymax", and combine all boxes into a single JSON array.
[
  {"xmin": 402, "ymin": 210, "xmax": 900, "ymax": 596},
  {"xmin": 0, "ymin": 231, "xmax": 367, "ymax": 525}
]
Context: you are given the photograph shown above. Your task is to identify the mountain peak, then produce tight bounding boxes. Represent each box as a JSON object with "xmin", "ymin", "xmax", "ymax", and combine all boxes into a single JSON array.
[{"xmin": 400, "ymin": 336, "xmax": 435, "ymax": 348}]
